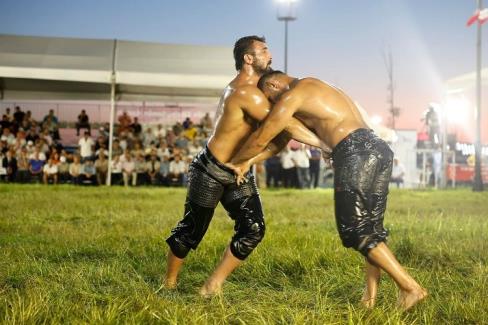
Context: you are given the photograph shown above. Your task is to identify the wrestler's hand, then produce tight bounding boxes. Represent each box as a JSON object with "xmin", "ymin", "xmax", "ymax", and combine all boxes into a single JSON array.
[
  {"xmin": 322, "ymin": 149, "xmax": 332, "ymax": 161},
  {"xmin": 225, "ymin": 161, "xmax": 251, "ymax": 186}
]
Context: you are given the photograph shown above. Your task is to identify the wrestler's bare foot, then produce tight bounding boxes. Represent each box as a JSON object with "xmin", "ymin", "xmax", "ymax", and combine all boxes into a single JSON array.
[
  {"xmin": 397, "ymin": 286, "xmax": 428, "ymax": 311},
  {"xmin": 360, "ymin": 288, "xmax": 377, "ymax": 309},
  {"xmin": 164, "ymin": 277, "xmax": 178, "ymax": 290},
  {"xmin": 360, "ymin": 259, "xmax": 381, "ymax": 309},
  {"xmin": 199, "ymin": 279, "xmax": 222, "ymax": 298}
]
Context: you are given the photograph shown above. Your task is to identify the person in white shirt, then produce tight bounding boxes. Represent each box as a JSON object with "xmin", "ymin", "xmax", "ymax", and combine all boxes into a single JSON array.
[
  {"xmin": 169, "ymin": 154, "xmax": 187, "ymax": 186},
  {"xmin": 390, "ymin": 158, "xmax": 405, "ymax": 188},
  {"xmin": 280, "ymin": 146, "xmax": 297, "ymax": 188},
  {"xmin": 122, "ymin": 152, "xmax": 136, "ymax": 186},
  {"xmin": 78, "ymin": 131, "xmax": 94, "ymax": 162},
  {"xmin": 43, "ymin": 158, "xmax": 58, "ymax": 185},
  {"xmin": 292, "ymin": 144, "xmax": 312, "ymax": 189}
]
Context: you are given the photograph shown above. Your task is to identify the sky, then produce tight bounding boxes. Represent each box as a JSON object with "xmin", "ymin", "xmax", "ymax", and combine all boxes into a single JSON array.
[{"xmin": 0, "ymin": 0, "xmax": 486, "ymax": 142}]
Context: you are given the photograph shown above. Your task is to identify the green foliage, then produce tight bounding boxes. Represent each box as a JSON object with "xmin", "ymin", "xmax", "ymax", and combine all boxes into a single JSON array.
[{"xmin": 1, "ymin": 185, "xmax": 487, "ymax": 324}]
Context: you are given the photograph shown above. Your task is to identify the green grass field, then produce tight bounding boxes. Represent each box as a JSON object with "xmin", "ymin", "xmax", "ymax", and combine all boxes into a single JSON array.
[{"xmin": 1, "ymin": 185, "xmax": 487, "ymax": 324}]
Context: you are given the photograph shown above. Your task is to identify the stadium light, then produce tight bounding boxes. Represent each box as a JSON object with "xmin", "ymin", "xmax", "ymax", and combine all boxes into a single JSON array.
[
  {"xmin": 276, "ymin": 0, "xmax": 298, "ymax": 73},
  {"xmin": 370, "ymin": 115, "xmax": 383, "ymax": 126},
  {"xmin": 444, "ymin": 96, "xmax": 470, "ymax": 125}
]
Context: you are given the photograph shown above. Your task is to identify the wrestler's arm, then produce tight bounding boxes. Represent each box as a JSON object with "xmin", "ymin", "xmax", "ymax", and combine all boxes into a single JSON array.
[
  {"xmin": 232, "ymin": 91, "xmax": 302, "ymax": 164},
  {"xmin": 235, "ymin": 86, "xmax": 321, "ymax": 148}
]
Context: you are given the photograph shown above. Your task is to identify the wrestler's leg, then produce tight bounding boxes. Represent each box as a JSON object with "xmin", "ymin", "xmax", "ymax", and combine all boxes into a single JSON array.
[
  {"xmin": 200, "ymin": 181, "xmax": 264, "ymax": 297},
  {"xmin": 164, "ymin": 250, "xmax": 184, "ymax": 289},
  {"xmin": 199, "ymin": 246, "xmax": 242, "ymax": 297},
  {"xmin": 361, "ymin": 258, "xmax": 381, "ymax": 308},
  {"xmin": 366, "ymin": 149, "xmax": 427, "ymax": 310},
  {"xmin": 164, "ymin": 165, "xmax": 223, "ymax": 289},
  {"xmin": 165, "ymin": 200, "xmax": 216, "ymax": 289},
  {"xmin": 367, "ymin": 243, "xmax": 427, "ymax": 310}
]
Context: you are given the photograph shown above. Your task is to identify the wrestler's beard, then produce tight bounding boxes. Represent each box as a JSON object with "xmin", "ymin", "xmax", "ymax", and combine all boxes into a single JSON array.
[{"xmin": 253, "ymin": 60, "xmax": 272, "ymax": 76}]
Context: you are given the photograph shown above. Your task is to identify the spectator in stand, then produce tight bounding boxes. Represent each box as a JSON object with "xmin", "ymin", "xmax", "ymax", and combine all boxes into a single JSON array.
[
  {"xmin": 111, "ymin": 139, "xmax": 123, "ymax": 158},
  {"xmin": 134, "ymin": 153, "xmax": 147, "ymax": 186},
  {"xmin": 200, "ymin": 113, "xmax": 213, "ymax": 131},
  {"xmin": 57, "ymin": 152, "xmax": 70, "ymax": 183},
  {"xmin": 40, "ymin": 129, "xmax": 53, "ymax": 146},
  {"xmin": 16, "ymin": 148, "xmax": 30, "ymax": 183},
  {"xmin": 142, "ymin": 127, "xmax": 155, "ymax": 147},
  {"xmin": 43, "ymin": 109, "xmax": 58, "ymax": 124},
  {"xmin": 110, "ymin": 155, "xmax": 123, "ymax": 185},
  {"xmin": 182, "ymin": 117, "xmax": 192, "ymax": 129},
  {"xmin": 2, "ymin": 128, "xmax": 15, "ymax": 146},
  {"xmin": 390, "ymin": 158, "xmax": 405, "ymax": 188},
  {"xmin": 23, "ymin": 111, "xmax": 35, "ymax": 130},
  {"xmin": 146, "ymin": 152, "xmax": 160, "ymax": 185},
  {"xmin": 42, "ymin": 158, "xmax": 58, "ymax": 185},
  {"xmin": 42, "ymin": 110, "xmax": 60, "ymax": 140},
  {"xmin": 168, "ymin": 154, "xmax": 186, "ymax": 186},
  {"xmin": 165, "ymin": 129, "xmax": 176, "ymax": 147},
  {"xmin": 1, "ymin": 115, "xmax": 11, "ymax": 131},
  {"xmin": 158, "ymin": 155, "xmax": 170, "ymax": 186},
  {"xmin": 174, "ymin": 134, "xmax": 188, "ymax": 150},
  {"xmin": 78, "ymin": 131, "xmax": 94, "ymax": 162},
  {"xmin": 95, "ymin": 143, "xmax": 109, "ymax": 158},
  {"xmin": 69, "ymin": 155, "xmax": 82, "ymax": 185},
  {"xmin": 118, "ymin": 111, "xmax": 132, "ymax": 134},
  {"xmin": 280, "ymin": 146, "xmax": 297, "ymax": 188},
  {"xmin": 76, "ymin": 110, "xmax": 91, "ymax": 136},
  {"xmin": 293, "ymin": 144, "xmax": 312, "ymax": 189},
  {"xmin": 29, "ymin": 151, "xmax": 44, "ymax": 183},
  {"xmin": 122, "ymin": 151, "xmax": 136, "ymax": 186},
  {"xmin": 153, "ymin": 124, "xmax": 166, "ymax": 139},
  {"xmin": 2, "ymin": 150, "xmax": 17, "ymax": 182},
  {"xmin": 13, "ymin": 106, "xmax": 25, "ymax": 126},
  {"xmin": 29, "ymin": 145, "xmax": 46, "ymax": 162},
  {"xmin": 25, "ymin": 126, "xmax": 39, "ymax": 144},
  {"xmin": 172, "ymin": 122, "xmax": 183, "ymax": 136},
  {"xmin": 132, "ymin": 142, "xmax": 144, "ymax": 158},
  {"xmin": 309, "ymin": 147, "xmax": 322, "ymax": 189},
  {"xmin": 5, "ymin": 108, "xmax": 13, "ymax": 122},
  {"xmin": 131, "ymin": 117, "xmax": 142, "ymax": 137},
  {"xmin": 183, "ymin": 121, "xmax": 198, "ymax": 140},
  {"xmin": 37, "ymin": 139, "xmax": 50, "ymax": 157},
  {"xmin": 95, "ymin": 153, "xmax": 108, "ymax": 185},
  {"xmin": 187, "ymin": 138, "xmax": 203, "ymax": 157},
  {"xmin": 157, "ymin": 140, "xmax": 171, "ymax": 159},
  {"xmin": 80, "ymin": 159, "xmax": 97, "ymax": 185}
]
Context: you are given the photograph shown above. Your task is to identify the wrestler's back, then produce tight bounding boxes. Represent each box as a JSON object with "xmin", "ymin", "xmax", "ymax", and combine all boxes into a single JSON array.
[
  {"xmin": 291, "ymin": 78, "xmax": 369, "ymax": 149},
  {"xmin": 207, "ymin": 86, "xmax": 254, "ymax": 163}
]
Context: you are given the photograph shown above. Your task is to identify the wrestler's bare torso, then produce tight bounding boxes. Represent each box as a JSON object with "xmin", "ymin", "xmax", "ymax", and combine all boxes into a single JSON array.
[
  {"xmin": 284, "ymin": 78, "xmax": 368, "ymax": 150},
  {"xmin": 207, "ymin": 83, "xmax": 258, "ymax": 163},
  {"xmin": 207, "ymin": 76, "xmax": 322, "ymax": 164}
]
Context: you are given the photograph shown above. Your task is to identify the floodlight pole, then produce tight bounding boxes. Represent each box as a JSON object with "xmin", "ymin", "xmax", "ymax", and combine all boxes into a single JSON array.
[
  {"xmin": 277, "ymin": 1, "xmax": 297, "ymax": 73},
  {"xmin": 473, "ymin": 0, "xmax": 484, "ymax": 191},
  {"xmin": 107, "ymin": 39, "xmax": 118, "ymax": 186}
]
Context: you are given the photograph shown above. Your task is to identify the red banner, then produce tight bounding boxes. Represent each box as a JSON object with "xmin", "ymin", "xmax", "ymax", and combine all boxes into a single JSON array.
[{"xmin": 446, "ymin": 164, "xmax": 488, "ymax": 183}]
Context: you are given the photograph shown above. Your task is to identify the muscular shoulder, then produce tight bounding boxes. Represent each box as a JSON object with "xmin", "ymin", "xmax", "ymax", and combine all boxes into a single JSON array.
[{"xmin": 224, "ymin": 85, "xmax": 268, "ymax": 111}]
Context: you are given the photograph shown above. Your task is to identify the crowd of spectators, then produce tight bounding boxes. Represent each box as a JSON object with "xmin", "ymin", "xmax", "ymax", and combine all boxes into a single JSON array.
[{"xmin": 1, "ymin": 106, "xmax": 334, "ymax": 188}]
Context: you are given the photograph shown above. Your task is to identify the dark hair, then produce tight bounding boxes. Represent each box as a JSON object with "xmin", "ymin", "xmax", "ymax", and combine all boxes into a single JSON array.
[
  {"xmin": 257, "ymin": 70, "xmax": 285, "ymax": 91},
  {"xmin": 233, "ymin": 35, "xmax": 266, "ymax": 71}
]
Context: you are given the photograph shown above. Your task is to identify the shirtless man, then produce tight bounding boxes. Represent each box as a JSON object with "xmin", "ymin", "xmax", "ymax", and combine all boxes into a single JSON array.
[
  {"xmin": 164, "ymin": 36, "xmax": 324, "ymax": 296},
  {"xmin": 229, "ymin": 71, "xmax": 427, "ymax": 310}
]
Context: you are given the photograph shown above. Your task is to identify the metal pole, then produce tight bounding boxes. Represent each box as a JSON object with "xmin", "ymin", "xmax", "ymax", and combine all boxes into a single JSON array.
[
  {"xmin": 107, "ymin": 39, "xmax": 118, "ymax": 186},
  {"xmin": 473, "ymin": 0, "xmax": 484, "ymax": 191},
  {"xmin": 440, "ymin": 109, "xmax": 447, "ymax": 188},
  {"xmin": 284, "ymin": 19, "xmax": 288, "ymax": 73}
]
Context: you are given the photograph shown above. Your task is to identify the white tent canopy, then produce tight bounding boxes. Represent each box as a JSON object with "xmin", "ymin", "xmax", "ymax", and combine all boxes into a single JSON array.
[
  {"xmin": 0, "ymin": 34, "xmax": 235, "ymax": 100},
  {"xmin": 445, "ymin": 68, "xmax": 488, "ymax": 93}
]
